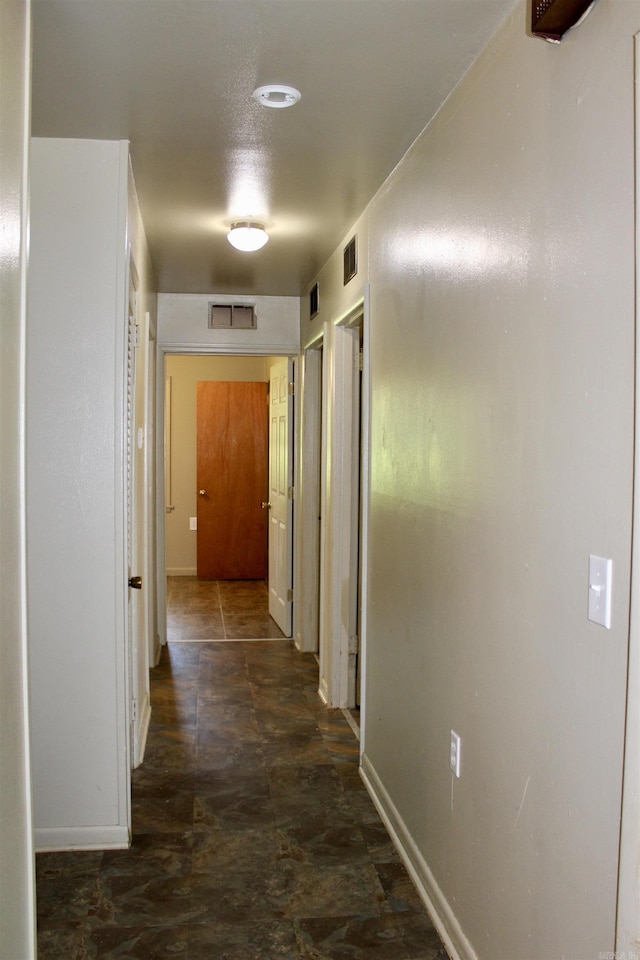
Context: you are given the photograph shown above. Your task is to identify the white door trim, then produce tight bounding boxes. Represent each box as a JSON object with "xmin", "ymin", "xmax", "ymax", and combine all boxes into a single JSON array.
[
  {"xmin": 318, "ymin": 288, "xmax": 370, "ymax": 710},
  {"xmin": 615, "ymin": 29, "xmax": 640, "ymax": 959},
  {"xmin": 154, "ymin": 345, "xmax": 296, "ymax": 648},
  {"xmin": 293, "ymin": 343, "xmax": 323, "ymax": 653}
]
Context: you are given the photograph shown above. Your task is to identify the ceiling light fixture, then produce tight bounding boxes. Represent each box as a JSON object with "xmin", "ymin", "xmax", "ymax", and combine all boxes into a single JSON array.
[
  {"xmin": 253, "ymin": 84, "xmax": 301, "ymax": 109},
  {"xmin": 227, "ymin": 221, "xmax": 269, "ymax": 252}
]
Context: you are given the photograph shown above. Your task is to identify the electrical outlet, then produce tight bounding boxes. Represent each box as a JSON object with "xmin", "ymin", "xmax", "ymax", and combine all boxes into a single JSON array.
[
  {"xmin": 189, "ymin": 517, "xmax": 197, "ymax": 531},
  {"xmin": 450, "ymin": 730, "xmax": 461, "ymax": 778}
]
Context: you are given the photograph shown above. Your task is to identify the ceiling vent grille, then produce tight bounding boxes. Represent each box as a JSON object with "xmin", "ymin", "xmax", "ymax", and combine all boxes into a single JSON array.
[{"xmin": 208, "ymin": 303, "xmax": 257, "ymax": 330}]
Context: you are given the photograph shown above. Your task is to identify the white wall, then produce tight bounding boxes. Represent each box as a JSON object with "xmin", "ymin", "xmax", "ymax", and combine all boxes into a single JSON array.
[
  {"xmin": 27, "ymin": 138, "xmax": 131, "ymax": 849},
  {"xmin": 0, "ymin": 0, "xmax": 36, "ymax": 954},
  {"xmin": 301, "ymin": 2, "xmax": 639, "ymax": 957},
  {"xmin": 158, "ymin": 293, "xmax": 300, "ymax": 354}
]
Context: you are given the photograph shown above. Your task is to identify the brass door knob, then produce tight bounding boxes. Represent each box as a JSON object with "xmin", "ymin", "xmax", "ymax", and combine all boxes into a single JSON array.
[
  {"xmin": 199, "ymin": 489, "xmax": 207, "ymax": 496},
  {"xmin": 261, "ymin": 501, "xmax": 272, "ymax": 509},
  {"xmin": 128, "ymin": 576, "xmax": 142, "ymax": 590}
]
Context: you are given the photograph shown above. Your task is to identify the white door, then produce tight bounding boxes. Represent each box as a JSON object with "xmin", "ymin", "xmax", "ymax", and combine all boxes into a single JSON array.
[{"xmin": 268, "ymin": 358, "xmax": 293, "ymax": 635}]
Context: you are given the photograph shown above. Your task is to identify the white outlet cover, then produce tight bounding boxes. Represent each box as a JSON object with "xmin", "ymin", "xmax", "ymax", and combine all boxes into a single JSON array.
[{"xmin": 588, "ymin": 555, "xmax": 612, "ymax": 629}]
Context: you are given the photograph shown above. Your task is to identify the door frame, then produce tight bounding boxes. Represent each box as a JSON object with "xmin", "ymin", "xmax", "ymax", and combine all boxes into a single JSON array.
[
  {"xmin": 155, "ymin": 345, "xmax": 296, "ymax": 644},
  {"xmin": 317, "ymin": 288, "xmax": 370, "ymax": 714},
  {"xmin": 293, "ymin": 335, "xmax": 323, "ymax": 653}
]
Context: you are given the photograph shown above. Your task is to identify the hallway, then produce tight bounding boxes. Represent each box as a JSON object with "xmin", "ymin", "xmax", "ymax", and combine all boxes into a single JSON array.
[{"xmin": 36, "ymin": 636, "xmax": 448, "ymax": 958}]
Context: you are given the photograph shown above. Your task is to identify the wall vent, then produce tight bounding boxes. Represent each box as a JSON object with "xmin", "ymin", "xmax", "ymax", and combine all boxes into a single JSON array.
[
  {"xmin": 343, "ymin": 235, "xmax": 357, "ymax": 286},
  {"xmin": 309, "ymin": 283, "xmax": 319, "ymax": 319},
  {"xmin": 208, "ymin": 303, "xmax": 257, "ymax": 330},
  {"xmin": 531, "ymin": 0, "xmax": 595, "ymax": 40}
]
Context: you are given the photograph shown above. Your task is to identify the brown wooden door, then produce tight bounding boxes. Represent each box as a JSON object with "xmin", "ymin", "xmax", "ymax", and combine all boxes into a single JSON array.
[{"xmin": 196, "ymin": 381, "xmax": 268, "ymax": 579}]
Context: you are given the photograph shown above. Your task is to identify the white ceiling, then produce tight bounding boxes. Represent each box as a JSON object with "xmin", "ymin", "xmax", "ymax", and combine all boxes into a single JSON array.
[{"xmin": 31, "ymin": 0, "xmax": 516, "ymax": 297}]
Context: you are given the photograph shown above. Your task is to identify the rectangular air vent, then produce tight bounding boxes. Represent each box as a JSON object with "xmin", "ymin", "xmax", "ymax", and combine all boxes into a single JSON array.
[
  {"xmin": 531, "ymin": 0, "xmax": 594, "ymax": 40},
  {"xmin": 208, "ymin": 303, "xmax": 257, "ymax": 330},
  {"xmin": 343, "ymin": 235, "xmax": 357, "ymax": 286},
  {"xmin": 309, "ymin": 283, "xmax": 319, "ymax": 319}
]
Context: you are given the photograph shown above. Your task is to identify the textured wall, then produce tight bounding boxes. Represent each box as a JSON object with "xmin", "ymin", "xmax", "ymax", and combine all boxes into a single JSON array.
[{"xmin": 363, "ymin": 3, "xmax": 638, "ymax": 957}]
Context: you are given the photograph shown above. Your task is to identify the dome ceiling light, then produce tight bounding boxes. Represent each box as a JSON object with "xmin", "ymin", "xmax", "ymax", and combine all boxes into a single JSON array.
[
  {"xmin": 252, "ymin": 84, "xmax": 301, "ymax": 109},
  {"xmin": 227, "ymin": 221, "xmax": 269, "ymax": 252}
]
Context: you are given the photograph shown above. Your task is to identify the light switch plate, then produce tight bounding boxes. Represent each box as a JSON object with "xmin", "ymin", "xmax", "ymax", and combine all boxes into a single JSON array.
[
  {"xmin": 588, "ymin": 555, "xmax": 612, "ymax": 629},
  {"xmin": 189, "ymin": 517, "xmax": 197, "ymax": 531}
]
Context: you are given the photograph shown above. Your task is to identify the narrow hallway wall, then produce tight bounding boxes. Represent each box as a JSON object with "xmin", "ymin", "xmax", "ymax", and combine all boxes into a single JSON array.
[{"xmin": 301, "ymin": 2, "xmax": 640, "ymax": 957}]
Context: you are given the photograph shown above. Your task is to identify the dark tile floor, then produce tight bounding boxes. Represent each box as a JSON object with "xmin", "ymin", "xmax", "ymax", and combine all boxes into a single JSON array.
[
  {"xmin": 167, "ymin": 577, "xmax": 286, "ymax": 641},
  {"xmin": 36, "ymin": 596, "xmax": 448, "ymax": 958}
]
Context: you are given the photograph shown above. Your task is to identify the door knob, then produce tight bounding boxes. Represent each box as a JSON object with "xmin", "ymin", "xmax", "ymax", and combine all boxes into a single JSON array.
[
  {"xmin": 199, "ymin": 489, "xmax": 207, "ymax": 496},
  {"xmin": 128, "ymin": 576, "xmax": 142, "ymax": 589},
  {"xmin": 261, "ymin": 501, "xmax": 272, "ymax": 509}
]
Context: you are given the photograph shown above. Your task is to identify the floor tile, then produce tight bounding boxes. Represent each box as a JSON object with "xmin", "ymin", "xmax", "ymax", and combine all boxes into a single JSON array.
[
  {"xmin": 295, "ymin": 913, "xmax": 409, "ymax": 960},
  {"xmin": 36, "ymin": 584, "xmax": 448, "ymax": 960}
]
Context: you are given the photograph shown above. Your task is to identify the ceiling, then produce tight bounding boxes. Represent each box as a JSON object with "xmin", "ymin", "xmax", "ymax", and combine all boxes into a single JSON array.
[{"xmin": 31, "ymin": 0, "xmax": 516, "ymax": 297}]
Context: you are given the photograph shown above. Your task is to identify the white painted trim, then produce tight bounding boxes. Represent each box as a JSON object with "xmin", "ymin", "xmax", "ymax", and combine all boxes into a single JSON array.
[
  {"xmin": 35, "ymin": 825, "xmax": 130, "ymax": 853},
  {"xmin": 155, "ymin": 349, "xmax": 168, "ymax": 650},
  {"xmin": 318, "ymin": 294, "xmax": 369, "ymax": 708},
  {"xmin": 318, "ymin": 676, "xmax": 330, "ymax": 705},
  {"xmin": 156, "ymin": 343, "xmax": 298, "ymax": 655},
  {"xmin": 135, "ymin": 692, "xmax": 152, "ymax": 770},
  {"xmin": 616, "ymin": 29, "xmax": 640, "ymax": 960},
  {"xmin": 358, "ymin": 285, "xmax": 371, "ymax": 752},
  {"xmin": 360, "ymin": 753, "xmax": 476, "ymax": 960},
  {"xmin": 319, "ymin": 318, "xmax": 358, "ymax": 706},
  {"xmin": 294, "ymin": 345, "xmax": 323, "ymax": 652},
  {"xmin": 115, "ymin": 140, "xmax": 132, "ymax": 833},
  {"xmin": 19, "ymin": 5, "xmax": 36, "ymax": 950},
  {"xmin": 158, "ymin": 341, "xmax": 296, "ymax": 356}
]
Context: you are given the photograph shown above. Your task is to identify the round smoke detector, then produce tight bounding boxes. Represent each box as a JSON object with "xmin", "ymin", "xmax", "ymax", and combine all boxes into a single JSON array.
[{"xmin": 253, "ymin": 84, "xmax": 301, "ymax": 109}]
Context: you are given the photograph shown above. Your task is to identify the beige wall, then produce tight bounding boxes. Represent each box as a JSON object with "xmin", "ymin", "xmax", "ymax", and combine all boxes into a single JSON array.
[
  {"xmin": 301, "ymin": 2, "xmax": 639, "ymax": 958},
  {"xmin": 0, "ymin": 0, "xmax": 36, "ymax": 954},
  {"xmin": 165, "ymin": 355, "xmax": 271, "ymax": 573}
]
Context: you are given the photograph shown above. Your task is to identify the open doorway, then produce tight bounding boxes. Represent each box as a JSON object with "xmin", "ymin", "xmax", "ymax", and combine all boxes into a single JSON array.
[{"xmin": 163, "ymin": 353, "xmax": 293, "ymax": 642}]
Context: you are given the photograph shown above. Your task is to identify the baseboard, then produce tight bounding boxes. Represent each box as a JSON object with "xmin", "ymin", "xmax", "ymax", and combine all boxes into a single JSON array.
[
  {"xmin": 360, "ymin": 753, "xmax": 477, "ymax": 960},
  {"xmin": 135, "ymin": 693, "xmax": 152, "ymax": 769},
  {"xmin": 35, "ymin": 823, "xmax": 130, "ymax": 853},
  {"xmin": 318, "ymin": 676, "xmax": 329, "ymax": 705},
  {"xmin": 166, "ymin": 567, "xmax": 197, "ymax": 576}
]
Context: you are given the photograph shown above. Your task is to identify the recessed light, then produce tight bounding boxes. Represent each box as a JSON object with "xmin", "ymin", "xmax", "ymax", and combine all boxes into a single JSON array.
[{"xmin": 253, "ymin": 84, "xmax": 301, "ymax": 109}]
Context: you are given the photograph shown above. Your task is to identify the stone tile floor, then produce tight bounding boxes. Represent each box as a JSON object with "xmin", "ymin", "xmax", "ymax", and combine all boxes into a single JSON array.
[
  {"xmin": 167, "ymin": 577, "xmax": 286, "ymax": 641},
  {"xmin": 36, "ymin": 637, "xmax": 449, "ymax": 958}
]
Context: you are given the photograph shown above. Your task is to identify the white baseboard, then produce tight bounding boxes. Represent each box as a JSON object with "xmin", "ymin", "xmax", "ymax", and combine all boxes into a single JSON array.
[
  {"xmin": 318, "ymin": 676, "xmax": 329, "ymax": 705},
  {"xmin": 360, "ymin": 752, "xmax": 477, "ymax": 960},
  {"xmin": 134, "ymin": 693, "xmax": 152, "ymax": 769},
  {"xmin": 35, "ymin": 823, "xmax": 130, "ymax": 852},
  {"xmin": 166, "ymin": 567, "xmax": 197, "ymax": 576}
]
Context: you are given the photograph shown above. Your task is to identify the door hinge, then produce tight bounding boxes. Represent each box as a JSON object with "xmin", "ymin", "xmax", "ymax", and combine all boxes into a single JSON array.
[
  {"xmin": 359, "ymin": 348, "xmax": 364, "ymax": 372},
  {"xmin": 348, "ymin": 634, "xmax": 359, "ymax": 655},
  {"xmin": 288, "ymin": 485, "xmax": 295, "ymax": 500},
  {"xmin": 132, "ymin": 321, "xmax": 140, "ymax": 349},
  {"xmin": 287, "ymin": 588, "xmax": 294, "ymax": 602},
  {"xmin": 288, "ymin": 381, "xmax": 295, "ymax": 395},
  {"xmin": 131, "ymin": 698, "xmax": 137, "ymax": 723}
]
